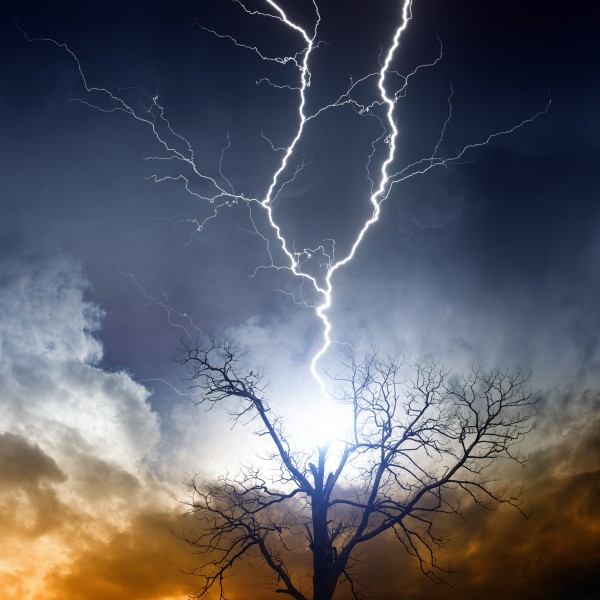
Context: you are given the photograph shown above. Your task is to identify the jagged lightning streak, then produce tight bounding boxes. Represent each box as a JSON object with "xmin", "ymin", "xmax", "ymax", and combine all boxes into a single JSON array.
[
  {"xmin": 307, "ymin": 0, "xmax": 413, "ymax": 391},
  {"xmin": 213, "ymin": 0, "xmax": 415, "ymax": 396},
  {"xmin": 21, "ymin": 0, "xmax": 549, "ymax": 410}
]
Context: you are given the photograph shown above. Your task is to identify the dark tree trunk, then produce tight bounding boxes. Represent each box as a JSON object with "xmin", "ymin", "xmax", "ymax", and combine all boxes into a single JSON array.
[
  {"xmin": 311, "ymin": 449, "xmax": 339, "ymax": 600},
  {"xmin": 312, "ymin": 507, "xmax": 337, "ymax": 600}
]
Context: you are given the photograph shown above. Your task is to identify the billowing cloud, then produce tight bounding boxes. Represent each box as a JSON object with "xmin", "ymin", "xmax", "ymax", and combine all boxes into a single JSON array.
[
  {"xmin": 143, "ymin": 303, "xmax": 600, "ymax": 600},
  {"xmin": 0, "ymin": 247, "xmax": 192, "ymax": 599},
  {"xmin": 44, "ymin": 510, "xmax": 195, "ymax": 600},
  {"xmin": 0, "ymin": 432, "xmax": 68, "ymax": 538},
  {"xmin": 0, "ymin": 247, "xmax": 596, "ymax": 598},
  {"xmin": 0, "ymin": 249, "xmax": 160, "ymax": 472}
]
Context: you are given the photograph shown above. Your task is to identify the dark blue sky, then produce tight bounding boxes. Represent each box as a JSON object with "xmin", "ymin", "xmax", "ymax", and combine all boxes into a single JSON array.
[{"xmin": 2, "ymin": 0, "xmax": 597, "ymax": 377}]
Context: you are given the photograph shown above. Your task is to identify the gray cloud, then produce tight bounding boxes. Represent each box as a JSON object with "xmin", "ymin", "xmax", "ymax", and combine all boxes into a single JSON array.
[
  {"xmin": 0, "ymin": 248, "xmax": 161, "ymax": 472},
  {"xmin": 0, "ymin": 432, "xmax": 65, "ymax": 487}
]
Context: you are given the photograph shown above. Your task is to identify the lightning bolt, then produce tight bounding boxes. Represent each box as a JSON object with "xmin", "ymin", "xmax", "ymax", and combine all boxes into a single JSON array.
[
  {"xmin": 19, "ymin": 0, "xmax": 550, "ymax": 406},
  {"xmin": 115, "ymin": 263, "xmax": 203, "ymax": 339}
]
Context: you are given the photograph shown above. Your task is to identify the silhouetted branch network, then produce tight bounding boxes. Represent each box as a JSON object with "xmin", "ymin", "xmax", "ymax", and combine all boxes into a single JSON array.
[{"xmin": 178, "ymin": 338, "xmax": 538, "ymax": 600}]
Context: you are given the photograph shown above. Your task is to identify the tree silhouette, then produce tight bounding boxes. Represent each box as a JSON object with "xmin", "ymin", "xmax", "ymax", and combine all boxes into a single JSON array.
[{"xmin": 179, "ymin": 338, "xmax": 538, "ymax": 600}]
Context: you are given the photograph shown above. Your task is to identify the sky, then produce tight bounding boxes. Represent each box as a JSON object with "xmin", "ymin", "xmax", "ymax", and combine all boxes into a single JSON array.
[{"xmin": 0, "ymin": 0, "xmax": 599, "ymax": 598}]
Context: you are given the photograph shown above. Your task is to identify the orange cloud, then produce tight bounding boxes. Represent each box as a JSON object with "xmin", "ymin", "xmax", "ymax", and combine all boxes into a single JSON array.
[
  {"xmin": 1, "ymin": 253, "xmax": 597, "ymax": 600},
  {"xmin": 1, "ymin": 410, "xmax": 598, "ymax": 600},
  {"xmin": 44, "ymin": 511, "xmax": 195, "ymax": 600},
  {"xmin": 328, "ymin": 415, "xmax": 600, "ymax": 600}
]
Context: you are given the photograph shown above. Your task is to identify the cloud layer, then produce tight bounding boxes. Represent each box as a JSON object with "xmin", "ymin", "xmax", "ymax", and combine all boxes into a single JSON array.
[{"xmin": 0, "ymin": 249, "xmax": 194, "ymax": 599}]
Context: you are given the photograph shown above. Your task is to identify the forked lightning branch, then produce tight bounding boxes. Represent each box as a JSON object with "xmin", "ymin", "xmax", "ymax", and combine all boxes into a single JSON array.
[{"xmin": 22, "ymin": 0, "xmax": 549, "ymax": 400}]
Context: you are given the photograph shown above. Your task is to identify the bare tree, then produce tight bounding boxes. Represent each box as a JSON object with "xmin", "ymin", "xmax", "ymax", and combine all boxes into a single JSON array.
[{"xmin": 178, "ymin": 338, "xmax": 538, "ymax": 600}]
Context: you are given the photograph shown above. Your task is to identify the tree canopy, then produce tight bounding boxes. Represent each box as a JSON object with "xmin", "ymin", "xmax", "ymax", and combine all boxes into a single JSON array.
[{"xmin": 179, "ymin": 338, "xmax": 538, "ymax": 600}]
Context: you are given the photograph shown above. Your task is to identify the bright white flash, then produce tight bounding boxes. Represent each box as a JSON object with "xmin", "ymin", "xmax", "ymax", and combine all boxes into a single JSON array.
[{"xmin": 21, "ymin": 0, "xmax": 549, "ymax": 405}]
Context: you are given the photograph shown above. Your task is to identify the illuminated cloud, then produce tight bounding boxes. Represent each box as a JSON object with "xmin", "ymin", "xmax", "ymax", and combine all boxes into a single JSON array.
[
  {"xmin": 0, "ymin": 250, "xmax": 159, "ymax": 471},
  {"xmin": 0, "ymin": 247, "xmax": 597, "ymax": 598},
  {"xmin": 0, "ymin": 248, "xmax": 190, "ymax": 599}
]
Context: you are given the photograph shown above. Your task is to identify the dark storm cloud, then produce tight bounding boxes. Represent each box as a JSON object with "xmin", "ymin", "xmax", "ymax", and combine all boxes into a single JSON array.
[
  {"xmin": 458, "ymin": 145, "xmax": 600, "ymax": 283},
  {"xmin": 0, "ymin": 433, "xmax": 69, "ymax": 537},
  {"xmin": 0, "ymin": 432, "xmax": 65, "ymax": 486},
  {"xmin": 2, "ymin": 0, "xmax": 596, "ymax": 376}
]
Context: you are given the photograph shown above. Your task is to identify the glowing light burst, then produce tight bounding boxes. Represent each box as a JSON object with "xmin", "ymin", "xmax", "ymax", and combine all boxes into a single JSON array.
[{"xmin": 21, "ymin": 0, "xmax": 549, "ymax": 410}]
